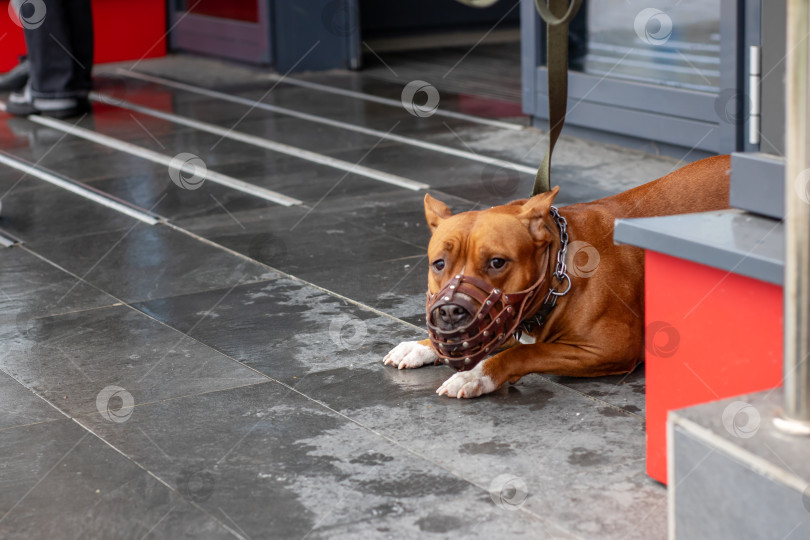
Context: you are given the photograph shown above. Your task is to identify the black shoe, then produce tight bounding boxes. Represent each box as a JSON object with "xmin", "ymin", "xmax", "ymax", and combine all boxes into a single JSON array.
[
  {"xmin": 6, "ymin": 84, "xmax": 91, "ymax": 119},
  {"xmin": 0, "ymin": 59, "xmax": 29, "ymax": 92}
]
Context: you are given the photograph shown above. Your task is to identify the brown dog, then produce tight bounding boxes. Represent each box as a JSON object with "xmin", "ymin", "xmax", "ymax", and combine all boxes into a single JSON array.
[{"xmin": 383, "ymin": 154, "xmax": 730, "ymax": 398}]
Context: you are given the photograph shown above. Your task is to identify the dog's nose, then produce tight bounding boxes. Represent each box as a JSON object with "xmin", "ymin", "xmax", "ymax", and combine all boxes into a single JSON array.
[{"xmin": 435, "ymin": 304, "xmax": 472, "ymax": 329}]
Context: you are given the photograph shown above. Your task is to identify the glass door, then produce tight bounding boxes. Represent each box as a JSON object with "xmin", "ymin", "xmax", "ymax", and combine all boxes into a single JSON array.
[
  {"xmin": 521, "ymin": 0, "xmax": 749, "ymax": 155},
  {"xmin": 170, "ymin": 0, "xmax": 273, "ymax": 64}
]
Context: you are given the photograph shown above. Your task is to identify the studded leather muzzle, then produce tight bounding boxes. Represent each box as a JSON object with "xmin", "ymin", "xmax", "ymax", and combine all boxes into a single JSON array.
[{"xmin": 425, "ymin": 251, "xmax": 550, "ymax": 371}]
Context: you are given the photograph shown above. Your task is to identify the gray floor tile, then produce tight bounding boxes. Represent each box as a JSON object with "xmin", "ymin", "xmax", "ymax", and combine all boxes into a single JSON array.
[
  {"xmin": 0, "ymin": 164, "xmax": 137, "ymax": 243},
  {"xmin": 0, "ymin": 246, "xmax": 118, "ymax": 327},
  {"xmin": 77, "ymin": 382, "xmax": 572, "ymax": 539},
  {"xmin": 0, "ymin": 420, "xmax": 236, "ymax": 539},
  {"xmin": 524, "ymin": 458, "xmax": 667, "ymax": 539},
  {"xmin": 2, "ymin": 304, "xmax": 266, "ymax": 417},
  {"xmin": 542, "ymin": 366, "xmax": 647, "ymax": 418},
  {"xmin": 295, "ymin": 254, "xmax": 428, "ymax": 322},
  {"xmin": 133, "ymin": 279, "xmax": 421, "ymax": 383},
  {"xmin": 24, "ymin": 223, "xmax": 276, "ymax": 304},
  {"xmin": 288, "ymin": 363, "xmax": 659, "ymax": 538},
  {"xmin": 87, "ymin": 170, "xmax": 277, "ymax": 223},
  {"xmin": 0, "ymin": 369, "xmax": 64, "ymax": 431},
  {"xmin": 2, "ymin": 120, "xmax": 169, "ymax": 185},
  {"xmin": 174, "ymin": 205, "xmax": 425, "ymax": 295}
]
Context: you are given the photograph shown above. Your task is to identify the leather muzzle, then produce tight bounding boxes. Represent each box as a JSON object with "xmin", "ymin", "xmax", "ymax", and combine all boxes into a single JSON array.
[{"xmin": 426, "ymin": 251, "xmax": 550, "ymax": 371}]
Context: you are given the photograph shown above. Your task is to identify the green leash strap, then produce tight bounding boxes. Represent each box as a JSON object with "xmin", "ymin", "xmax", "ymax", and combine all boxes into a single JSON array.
[{"xmin": 531, "ymin": 0, "xmax": 583, "ymax": 196}]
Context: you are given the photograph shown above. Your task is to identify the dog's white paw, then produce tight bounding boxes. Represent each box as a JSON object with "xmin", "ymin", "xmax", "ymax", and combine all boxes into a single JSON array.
[
  {"xmin": 383, "ymin": 341, "xmax": 437, "ymax": 369},
  {"xmin": 436, "ymin": 362, "xmax": 497, "ymax": 398}
]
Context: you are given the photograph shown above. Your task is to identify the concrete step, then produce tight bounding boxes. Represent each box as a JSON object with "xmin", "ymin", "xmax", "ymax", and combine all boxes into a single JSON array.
[{"xmin": 669, "ymin": 389, "xmax": 810, "ymax": 539}]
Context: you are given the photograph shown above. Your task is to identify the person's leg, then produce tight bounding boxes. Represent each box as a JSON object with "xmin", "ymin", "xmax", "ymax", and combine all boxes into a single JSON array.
[
  {"xmin": 65, "ymin": 0, "xmax": 94, "ymax": 95},
  {"xmin": 24, "ymin": 0, "xmax": 93, "ymax": 99},
  {"xmin": 0, "ymin": 55, "xmax": 29, "ymax": 92},
  {"xmin": 7, "ymin": 0, "xmax": 93, "ymax": 117}
]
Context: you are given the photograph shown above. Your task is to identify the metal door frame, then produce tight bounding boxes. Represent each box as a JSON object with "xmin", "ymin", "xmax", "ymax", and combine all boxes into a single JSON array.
[
  {"xmin": 169, "ymin": 1, "xmax": 274, "ymax": 65},
  {"xmin": 520, "ymin": 0, "xmax": 750, "ymax": 156}
]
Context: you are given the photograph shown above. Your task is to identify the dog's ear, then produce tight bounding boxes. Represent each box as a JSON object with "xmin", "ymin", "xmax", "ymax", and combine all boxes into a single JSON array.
[
  {"xmin": 517, "ymin": 186, "xmax": 560, "ymax": 244},
  {"xmin": 424, "ymin": 193, "xmax": 453, "ymax": 233}
]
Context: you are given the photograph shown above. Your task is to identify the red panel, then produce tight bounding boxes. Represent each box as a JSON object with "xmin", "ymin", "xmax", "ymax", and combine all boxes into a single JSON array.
[
  {"xmin": 188, "ymin": 0, "xmax": 259, "ymax": 23},
  {"xmin": 92, "ymin": 0, "xmax": 166, "ymax": 64},
  {"xmin": 645, "ymin": 251, "xmax": 783, "ymax": 484},
  {"xmin": 0, "ymin": 10, "xmax": 26, "ymax": 72},
  {"xmin": 0, "ymin": 0, "xmax": 166, "ymax": 72}
]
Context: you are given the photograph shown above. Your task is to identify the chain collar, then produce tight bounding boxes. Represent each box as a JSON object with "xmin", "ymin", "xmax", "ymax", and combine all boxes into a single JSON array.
[{"xmin": 517, "ymin": 205, "xmax": 571, "ymax": 336}]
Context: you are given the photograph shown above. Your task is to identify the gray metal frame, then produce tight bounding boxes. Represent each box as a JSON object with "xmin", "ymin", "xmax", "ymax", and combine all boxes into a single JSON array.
[
  {"xmin": 520, "ymin": 0, "xmax": 747, "ymax": 155},
  {"xmin": 169, "ymin": 1, "xmax": 273, "ymax": 65},
  {"xmin": 760, "ymin": 0, "xmax": 786, "ymax": 156},
  {"xmin": 729, "ymin": 152, "xmax": 785, "ymax": 219},
  {"xmin": 742, "ymin": 0, "xmax": 762, "ymax": 153},
  {"xmin": 273, "ymin": 0, "xmax": 361, "ymax": 72}
]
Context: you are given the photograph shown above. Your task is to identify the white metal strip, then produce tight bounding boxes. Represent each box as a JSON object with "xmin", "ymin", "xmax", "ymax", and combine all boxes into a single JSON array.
[
  {"xmin": 0, "ymin": 151, "xmax": 159, "ymax": 225},
  {"xmin": 117, "ymin": 68, "xmax": 525, "ymax": 132},
  {"xmin": 89, "ymin": 91, "xmax": 430, "ymax": 191},
  {"xmin": 24, "ymin": 115, "xmax": 304, "ymax": 206},
  {"xmin": 113, "ymin": 70, "xmax": 536, "ymax": 176},
  {"xmin": 0, "ymin": 232, "xmax": 17, "ymax": 247}
]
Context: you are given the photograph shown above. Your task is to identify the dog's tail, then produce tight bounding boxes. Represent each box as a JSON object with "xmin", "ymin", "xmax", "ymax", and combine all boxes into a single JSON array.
[{"xmin": 598, "ymin": 154, "xmax": 731, "ymax": 220}]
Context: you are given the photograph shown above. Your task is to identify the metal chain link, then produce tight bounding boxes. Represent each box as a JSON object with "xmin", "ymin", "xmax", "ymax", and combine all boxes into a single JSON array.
[
  {"xmin": 548, "ymin": 206, "xmax": 571, "ymax": 297},
  {"xmin": 515, "ymin": 205, "xmax": 571, "ymax": 337}
]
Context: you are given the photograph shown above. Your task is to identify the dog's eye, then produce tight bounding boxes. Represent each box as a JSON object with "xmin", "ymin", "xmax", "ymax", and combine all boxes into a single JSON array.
[
  {"xmin": 432, "ymin": 259, "xmax": 446, "ymax": 272},
  {"xmin": 489, "ymin": 258, "xmax": 507, "ymax": 270}
]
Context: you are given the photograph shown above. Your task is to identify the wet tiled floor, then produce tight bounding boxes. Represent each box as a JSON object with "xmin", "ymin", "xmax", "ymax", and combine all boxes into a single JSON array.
[{"xmin": 0, "ymin": 54, "xmax": 682, "ymax": 539}]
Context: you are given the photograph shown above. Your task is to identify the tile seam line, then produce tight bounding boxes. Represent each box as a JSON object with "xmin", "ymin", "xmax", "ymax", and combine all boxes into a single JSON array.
[
  {"xmin": 130, "ymin": 296, "xmax": 385, "ymax": 386},
  {"xmin": 0, "ymin": 367, "xmax": 253, "ymax": 540},
  {"xmin": 18, "ymin": 224, "xmax": 424, "ymax": 336},
  {"xmin": 536, "ymin": 374, "xmax": 646, "ymax": 423},
  {"xmin": 69, "ymin": 380, "xmax": 276, "ymax": 423},
  {"xmin": 566, "ymin": 456, "xmax": 648, "ymax": 479},
  {"xmin": 3, "ymin": 269, "xmax": 281, "ymax": 416},
  {"xmin": 9, "ymin": 223, "xmax": 144, "ymax": 245},
  {"xmin": 7, "ymin": 301, "xmax": 126, "ymax": 327},
  {"xmin": 15, "ymin": 243, "xmax": 275, "ymax": 327},
  {"xmin": 87, "ymin": 89, "xmax": 429, "ymax": 192},
  {"xmin": 120, "ymin": 67, "xmax": 526, "ymax": 132},
  {"xmin": 0, "ymin": 416, "xmax": 68, "ymax": 433},
  {"xmin": 18, "ymin": 244, "xmax": 141, "ymax": 309},
  {"xmin": 0, "ymin": 365, "xmax": 72, "ymax": 423},
  {"xmin": 162, "ymin": 221, "xmax": 427, "ymax": 334},
  {"xmin": 110, "ymin": 69, "xmax": 537, "ymax": 175},
  {"xmin": 69, "ymin": 417, "xmax": 248, "ymax": 540}
]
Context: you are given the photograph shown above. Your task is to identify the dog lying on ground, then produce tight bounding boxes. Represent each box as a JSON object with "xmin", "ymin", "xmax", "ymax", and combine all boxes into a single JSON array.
[{"xmin": 383, "ymin": 155, "xmax": 730, "ymax": 398}]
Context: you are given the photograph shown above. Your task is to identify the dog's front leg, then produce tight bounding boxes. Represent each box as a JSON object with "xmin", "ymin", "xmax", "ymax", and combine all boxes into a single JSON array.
[
  {"xmin": 437, "ymin": 342, "xmax": 630, "ymax": 398},
  {"xmin": 383, "ymin": 339, "xmax": 437, "ymax": 369}
]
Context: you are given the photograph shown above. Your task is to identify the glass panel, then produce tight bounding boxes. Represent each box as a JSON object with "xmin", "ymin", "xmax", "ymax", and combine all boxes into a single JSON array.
[
  {"xmin": 569, "ymin": 0, "xmax": 720, "ymax": 92},
  {"xmin": 178, "ymin": 0, "xmax": 259, "ymax": 23}
]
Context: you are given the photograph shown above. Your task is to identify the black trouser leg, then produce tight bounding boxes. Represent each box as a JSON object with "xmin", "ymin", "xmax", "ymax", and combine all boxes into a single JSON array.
[{"xmin": 21, "ymin": 0, "xmax": 94, "ymax": 99}]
